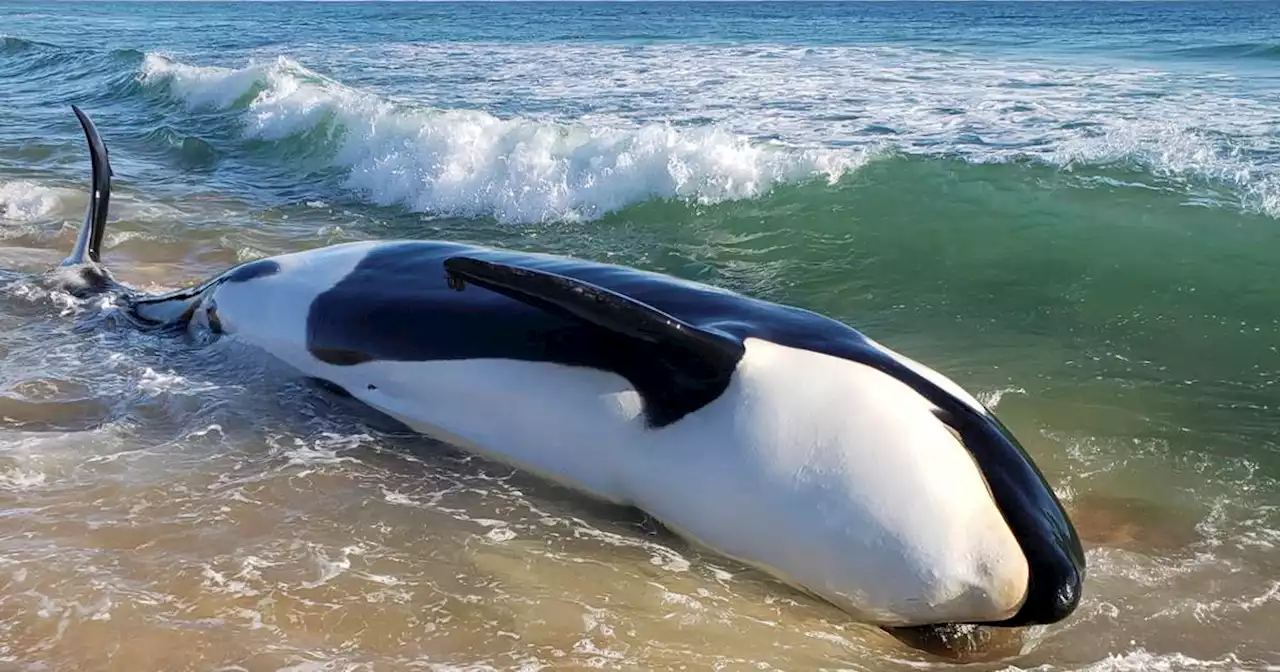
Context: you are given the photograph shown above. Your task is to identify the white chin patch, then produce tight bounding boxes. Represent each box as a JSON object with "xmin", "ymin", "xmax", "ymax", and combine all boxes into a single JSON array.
[{"xmin": 709, "ymin": 339, "xmax": 1030, "ymax": 626}]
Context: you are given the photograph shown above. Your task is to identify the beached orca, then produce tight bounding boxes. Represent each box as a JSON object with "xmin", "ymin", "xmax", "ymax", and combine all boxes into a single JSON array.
[{"xmin": 37, "ymin": 105, "xmax": 1084, "ymax": 630}]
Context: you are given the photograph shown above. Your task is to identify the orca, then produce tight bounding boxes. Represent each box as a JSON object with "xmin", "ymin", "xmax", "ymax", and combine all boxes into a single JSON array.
[{"xmin": 33, "ymin": 105, "xmax": 1085, "ymax": 630}]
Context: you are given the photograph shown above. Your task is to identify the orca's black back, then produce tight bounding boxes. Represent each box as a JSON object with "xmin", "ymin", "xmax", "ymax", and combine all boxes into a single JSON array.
[{"xmin": 303, "ymin": 239, "xmax": 866, "ymax": 369}]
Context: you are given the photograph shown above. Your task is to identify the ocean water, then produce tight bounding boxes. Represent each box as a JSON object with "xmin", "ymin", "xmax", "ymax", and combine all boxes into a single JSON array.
[{"xmin": 1, "ymin": 0, "xmax": 1278, "ymax": 669}]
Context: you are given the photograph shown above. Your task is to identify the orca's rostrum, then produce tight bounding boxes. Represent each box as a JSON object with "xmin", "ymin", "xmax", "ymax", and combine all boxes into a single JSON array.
[{"xmin": 37, "ymin": 105, "xmax": 1086, "ymax": 630}]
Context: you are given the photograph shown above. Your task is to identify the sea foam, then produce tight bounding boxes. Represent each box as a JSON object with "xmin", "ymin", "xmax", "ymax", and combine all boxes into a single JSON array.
[
  {"xmin": 269, "ymin": 42, "xmax": 1280, "ymax": 220},
  {"xmin": 0, "ymin": 180, "xmax": 63, "ymax": 224},
  {"xmin": 138, "ymin": 53, "xmax": 862, "ymax": 225},
  {"xmin": 135, "ymin": 42, "xmax": 1279, "ymax": 222}
]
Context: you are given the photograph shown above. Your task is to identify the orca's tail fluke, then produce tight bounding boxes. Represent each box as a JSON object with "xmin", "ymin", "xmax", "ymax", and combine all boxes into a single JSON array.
[{"xmin": 62, "ymin": 105, "xmax": 112, "ymax": 267}]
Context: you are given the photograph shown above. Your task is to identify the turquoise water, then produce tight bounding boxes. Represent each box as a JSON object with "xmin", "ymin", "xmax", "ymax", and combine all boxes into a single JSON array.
[{"xmin": 0, "ymin": 2, "xmax": 1277, "ymax": 670}]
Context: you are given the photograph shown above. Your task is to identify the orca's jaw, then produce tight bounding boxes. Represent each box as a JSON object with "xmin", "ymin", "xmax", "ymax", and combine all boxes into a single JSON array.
[
  {"xmin": 956, "ymin": 412, "xmax": 1086, "ymax": 628},
  {"xmin": 826, "ymin": 340, "xmax": 1087, "ymax": 629}
]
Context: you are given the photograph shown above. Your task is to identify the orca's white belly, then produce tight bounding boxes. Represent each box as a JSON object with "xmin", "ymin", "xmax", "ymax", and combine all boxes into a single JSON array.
[
  {"xmin": 319, "ymin": 357, "xmax": 652, "ymax": 506},
  {"xmin": 608, "ymin": 339, "xmax": 1030, "ymax": 626},
  {"xmin": 257, "ymin": 338, "xmax": 1030, "ymax": 628}
]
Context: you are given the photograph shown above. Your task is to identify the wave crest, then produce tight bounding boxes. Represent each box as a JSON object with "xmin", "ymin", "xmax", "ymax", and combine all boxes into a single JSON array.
[
  {"xmin": 138, "ymin": 53, "xmax": 863, "ymax": 224},
  {"xmin": 1049, "ymin": 120, "xmax": 1280, "ymax": 219},
  {"xmin": 0, "ymin": 36, "xmax": 55, "ymax": 53},
  {"xmin": 1168, "ymin": 42, "xmax": 1280, "ymax": 61}
]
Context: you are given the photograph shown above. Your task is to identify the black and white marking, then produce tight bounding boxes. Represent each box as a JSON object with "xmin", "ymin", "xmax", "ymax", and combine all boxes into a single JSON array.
[{"xmin": 28, "ymin": 105, "xmax": 1086, "ymax": 631}]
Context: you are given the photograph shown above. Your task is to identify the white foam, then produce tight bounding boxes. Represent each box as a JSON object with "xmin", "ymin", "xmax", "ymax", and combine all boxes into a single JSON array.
[
  {"xmin": 0, "ymin": 180, "xmax": 63, "ymax": 223},
  {"xmin": 979, "ymin": 386, "xmax": 1027, "ymax": 409},
  {"xmin": 1062, "ymin": 649, "xmax": 1267, "ymax": 672},
  {"xmin": 0, "ymin": 466, "xmax": 46, "ymax": 491},
  {"xmin": 139, "ymin": 53, "xmax": 862, "ymax": 225},
  {"xmin": 141, "ymin": 42, "xmax": 1280, "ymax": 219}
]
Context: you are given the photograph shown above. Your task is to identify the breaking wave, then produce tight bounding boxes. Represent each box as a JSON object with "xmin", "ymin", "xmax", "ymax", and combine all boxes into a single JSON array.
[
  {"xmin": 137, "ymin": 53, "xmax": 862, "ymax": 224},
  {"xmin": 4, "ymin": 37, "xmax": 1278, "ymax": 224},
  {"xmin": 131, "ymin": 44, "xmax": 1280, "ymax": 223}
]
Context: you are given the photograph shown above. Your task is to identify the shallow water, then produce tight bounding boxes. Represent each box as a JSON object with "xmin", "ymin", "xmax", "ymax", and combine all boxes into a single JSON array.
[{"xmin": 2, "ymin": 2, "xmax": 1279, "ymax": 670}]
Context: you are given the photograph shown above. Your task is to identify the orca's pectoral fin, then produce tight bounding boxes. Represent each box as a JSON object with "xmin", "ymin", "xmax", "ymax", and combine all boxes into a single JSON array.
[
  {"xmin": 443, "ymin": 256, "xmax": 746, "ymax": 425},
  {"xmin": 443, "ymin": 256, "xmax": 745, "ymax": 374}
]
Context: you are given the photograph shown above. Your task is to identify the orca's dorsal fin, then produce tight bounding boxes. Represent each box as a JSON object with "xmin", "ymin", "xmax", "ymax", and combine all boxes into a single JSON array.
[
  {"xmin": 443, "ymin": 255, "xmax": 746, "ymax": 427},
  {"xmin": 63, "ymin": 105, "xmax": 112, "ymax": 266}
]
